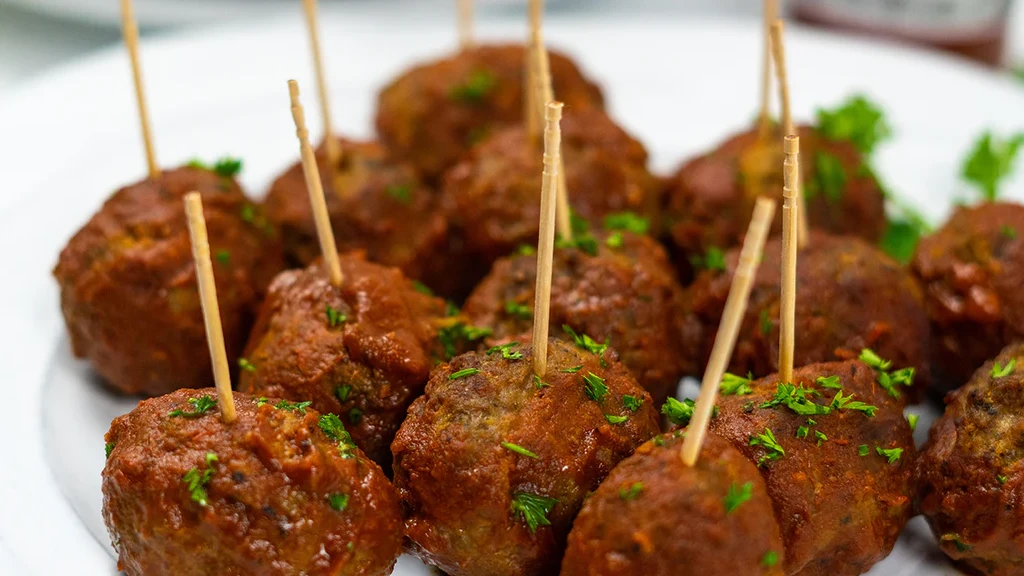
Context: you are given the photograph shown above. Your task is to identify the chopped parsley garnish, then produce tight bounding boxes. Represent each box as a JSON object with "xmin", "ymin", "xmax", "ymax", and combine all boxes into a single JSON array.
[
  {"xmin": 619, "ymin": 482, "xmax": 644, "ymax": 500},
  {"xmin": 858, "ymin": 444, "xmax": 870, "ymax": 456},
  {"xmin": 604, "ymin": 212, "xmax": 650, "ymax": 234},
  {"xmin": 214, "ymin": 250, "xmax": 231, "ymax": 266},
  {"xmin": 749, "ymin": 428, "xmax": 785, "ymax": 466},
  {"xmin": 386, "ymin": 184, "xmax": 412, "ymax": 204},
  {"xmin": 723, "ymin": 481, "xmax": 753, "ymax": 514},
  {"xmin": 274, "ymin": 400, "xmax": 312, "ymax": 414},
  {"xmin": 998, "ymin": 474, "xmax": 1008, "ymax": 485},
  {"xmin": 561, "ymin": 365, "xmax": 583, "ymax": 373},
  {"xmin": 502, "ymin": 442, "xmax": 539, "ymax": 459},
  {"xmin": 510, "ymin": 492, "xmax": 557, "ymax": 532},
  {"xmin": 623, "ymin": 395, "xmax": 643, "ymax": 412},
  {"xmin": 605, "ymin": 414, "xmax": 628, "ymax": 425},
  {"xmin": 761, "ymin": 550, "xmax": 779, "ymax": 568},
  {"xmin": 556, "ymin": 232, "xmax": 599, "ymax": 256},
  {"xmin": 335, "ymin": 385, "xmax": 351, "ymax": 403},
  {"xmin": 814, "ymin": 430, "xmax": 828, "ymax": 445},
  {"xmin": 860, "ymin": 348, "xmax": 893, "ymax": 371},
  {"xmin": 907, "ymin": 414, "xmax": 919, "ymax": 433},
  {"xmin": 961, "ymin": 130, "xmax": 1024, "ymax": 201},
  {"xmin": 992, "ymin": 359, "xmax": 1016, "ymax": 378},
  {"xmin": 859, "ymin": 348, "xmax": 914, "ymax": 398},
  {"xmin": 759, "ymin": 309, "xmax": 773, "ymax": 335},
  {"xmin": 105, "ymin": 442, "xmax": 115, "ymax": 459},
  {"xmin": 182, "ymin": 452, "xmax": 218, "ymax": 507},
  {"xmin": 239, "ymin": 203, "xmax": 276, "ymax": 237},
  {"xmin": 328, "ymin": 493, "xmax": 349, "ymax": 511},
  {"xmin": 796, "ymin": 426, "xmax": 809, "ymax": 439},
  {"xmin": 348, "ymin": 408, "xmax": 363, "ymax": 424},
  {"xmin": 816, "ymin": 375, "xmax": 842, "ymax": 389},
  {"xmin": 319, "ymin": 414, "xmax": 357, "ymax": 458},
  {"xmin": 449, "ymin": 368, "xmax": 480, "ymax": 380},
  {"xmin": 325, "ymin": 305, "xmax": 347, "ymax": 328},
  {"xmin": 720, "ymin": 372, "xmax": 753, "ymax": 396},
  {"xmin": 487, "ymin": 342, "xmax": 524, "ymax": 360},
  {"xmin": 533, "ymin": 375, "xmax": 549, "ymax": 389},
  {"xmin": 238, "ymin": 358, "xmax": 256, "ymax": 372},
  {"xmin": 168, "ymin": 395, "xmax": 217, "ymax": 418},
  {"xmin": 583, "ymin": 372, "xmax": 609, "ymax": 403},
  {"xmin": 692, "ymin": 246, "xmax": 727, "ymax": 272},
  {"xmin": 187, "ymin": 156, "xmax": 244, "ymax": 178},
  {"xmin": 504, "ymin": 301, "xmax": 532, "ymax": 320},
  {"xmin": 829, "ymin": 390, "xmax": 877, "ymax": 417},
  {"xmin": 806, "ymin": 151, "xmax": 847, "ymax": 203},
  {"xmin": 761, "ymin": 383, "xmax": 830, "ymax": 416},
  {"xmin": 438, "ymin": 322, "xmax": 492, "ymax": 360},
  {"xmin": 516, "ymin": 244, "xmax": 536, "ymax": 256},
  {"xmin": 880, "ymin": 219, "xmax": 924, "ymax": 264},
  {"xmin": 876, "ymin": 446, "xmax": 903, "ymax": 464},
  {"xmin": 605, "ymin": 232, "xmax": 624, "ymax": 248},
  {"xmin": 449, "ymin": 70, "xmax": 497, "ymax": 104},
  {"xmin": 563, "ymin": 325, "xmax": 609, "ymax": 358},
  {"xmin": 815, "ymin": 95, "xmax": 891, "ymax": 155},
  {"xmin": 941, "ymin": 533, "xmax": 972, "ymax": 552},
  {"xmin": 256, "ymin": 397, "xmax": 269, "ymax": 407},
  {"xmin": 411, "ymin": 281, "xmax": 433, "ymax": 296},
  {"xmin": 1001, "ymin": 225, "xmax": 1018, "ymax": 239}
]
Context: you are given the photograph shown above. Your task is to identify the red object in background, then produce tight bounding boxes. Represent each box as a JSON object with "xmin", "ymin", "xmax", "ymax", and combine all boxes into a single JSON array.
[{"xmin": 791, "ymin": 0, "xmax": 1013, "ymax": 66}]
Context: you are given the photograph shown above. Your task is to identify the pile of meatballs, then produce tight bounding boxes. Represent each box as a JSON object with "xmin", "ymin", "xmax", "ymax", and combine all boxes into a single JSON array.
[{"xmin": 57, "ymin": 39, "xmax": 1024, "ymax": 576}]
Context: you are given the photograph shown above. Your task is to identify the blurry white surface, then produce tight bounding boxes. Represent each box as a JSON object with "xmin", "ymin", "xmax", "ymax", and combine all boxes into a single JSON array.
[{"xmin": 2, "ymin": 10, "xmax": 1024, "ymax": 575}]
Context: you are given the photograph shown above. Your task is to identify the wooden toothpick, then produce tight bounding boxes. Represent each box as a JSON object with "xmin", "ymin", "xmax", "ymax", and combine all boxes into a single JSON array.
[
  {"xmin": 119, "ymin": 0, "xmax": 159, "ymax": 179},
  {"xmin": 779, "ymin": 135, "xmax": 800, "ymax": 385},
  {"xmin": 769, "ymin": 20, "xmax": 809, "ymax": 248},
  {"xmin": 533, "ymin": 43, "xmax": 572, "ymax": 242},
  {"xmin": 184, "ymin": 192, "xmax": 237, "ymax": 424},
  {"xmin": 757, "ymin": 0, "xmax": 778, "ymax": 139},
  {"xmin": 525, "ymin": 0, "xmax": 543, "ymax": 143},
  {"xmin": 532, "ymin": 101, "xmax": 564, "ymax": 378},
  {"xmin": 458, "ymin": 0, "xmax": 474, "ymax": 50},
  {"xmin": 681, "ymin": 197, "xmax": 776, "ymax": 466},
  {"xmin": 301, "ymin": 0, "xmax": 342, "ymax": 186},
  {"xmin": 289, "ymin": 80, "xmax": 344, "ymax": 287}
]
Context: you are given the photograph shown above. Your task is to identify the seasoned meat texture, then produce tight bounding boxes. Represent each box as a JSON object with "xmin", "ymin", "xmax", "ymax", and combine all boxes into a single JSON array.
[
  {"xmin": 261, "ymin": 138, "xmax": 466, "ymax": 296},
  {"xmin": 663, "ymin": 125, "xmax": 887, "ymax": 280},
  {"xmin": 708, "ymin": 360, "xmax": 916, "ymax": 576},
  {"xmin": 102, "ymin": 388, "xmax": 403, "ymax": 576},
  {"xmin": 917, "ymin": 342, "xmax": 1024, "ymax": 576},
  {"xmin": 561, "ymin": 432, "xmax": 785, "ymax": 576},
  {"xmin": 392, "ymin": 338, "xmax": 660, "ymax": 576},
  {"xmin": 53, "ymin": 166, "xmax": 285, "ymax": 396},
  {"xmin": 462, "ymin": 230, "xmax": 688, "ymax": 405},
  {"xmin": 910, "ymin": 202, "xmax": 1024, "ymax": 391},
  {"xmin": 239, "ymin": 255, "xmax": 452, "ymax": 467},
  {"xmin": 681, "ymin": 232, "xmax": 931, "ymax": 399},
  {"xmin": 443, "ymin": 108, "xmax": 659, "ymax": 262},
  {"xmin": 376, "ymin": 43, "xmax": 604, "ymax": 181}
]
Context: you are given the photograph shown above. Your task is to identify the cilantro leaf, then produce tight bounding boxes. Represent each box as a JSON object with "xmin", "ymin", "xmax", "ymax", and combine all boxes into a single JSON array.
[
  {"xmin": 325, "ymin": 305, "xmax": 347, "ymax": 328},
  {"xmin": 806, "ymin": 151, "xmax": 847, "ymax": 203},
  {"xmin": 273, "ymin": 399, "xmax": 312, "ymax": 414},
  {"xmin": 319, "ymin": 414, "xmax": 357, "ymax": 458},
  {"xmin": 605, "ymin": 414, "xmax": 628, "ymax": 424}
]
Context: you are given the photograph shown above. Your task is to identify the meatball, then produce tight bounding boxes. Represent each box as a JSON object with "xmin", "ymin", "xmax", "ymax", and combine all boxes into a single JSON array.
[
  {"xmin": 239, "ymin": 254, "xmax": 466, "ymax": 467},
  {"xmin": 917, "ymin": 341, "xmax": 1024, "ymax": 576},
  {"xmin": 910, "ymin": 201, "xmax": 1024, "ymax": 391},
  {"xmin": 707, "ymin": 359, "xmax": 916, "ymax": 576},
  {"xmin": 376, "ymin": 43, "xmax": 604, "ymax": 181},
  {"xmin": 392, "ymin": 338, "xmax": 660, "ymax": 576},
  {"xmin": 663, "ymin": 126, "xmax": 887, "ymax": 280},
  {"xmin": 102, "ymin": 388, "xmax": 403, "ymax": 576},
  {"xmin": 53, "ymin": 166, "xmax": 286, "ymax": 397},
  {"xmin": 561, "ymin": 432, "xmax": 786, "ymax": 576},
  {"xmin": 443, "ymin": 107, "xmax": 659, "ymax": 263},
  {"xmin": 681, "ymin": 231, "xmax": 931, "ymax": 399},
  {"xmin": 463, "ymin": 230, "xmax": 688, "ymax": 405},
  {"xmin": 261, "ymin": 138, "xmax": 470, "ymax": 297}
]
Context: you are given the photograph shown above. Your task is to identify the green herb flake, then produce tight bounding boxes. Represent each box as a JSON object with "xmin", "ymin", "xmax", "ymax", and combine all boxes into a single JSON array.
[
  {"xmin": 761, "ymin": 382, "xmax": 831, "ymax": 416},
  {"xmin": 720, "ymin": 372, "xmax": 753, "ymax": 396},
  {"xmin": 386, "ymin": 184, "xmax": 412, "ymax": 204},
  {"xmin": 319, "ymin": 414, "xmax": 357, "ymax": 458},
  {"xmin": 693, "ymin": 246, "xmax": 727, "ymax": 272},
  {"xmin": 992, "ymin": 359, "xmax": 1017, "ymax": 378},
  {"xmin": 335, "ymin": 385, "xmax": 351, "ymax": 403},
  {"xmin": 941, "ymin": 533, "xmax": 972, "ymax": 553},
  {"xmin": 274, "ymin": 399, "xmax": 312, "ymax": 414},
  {"xmin": 880, "ymin": 219, "xmax": 924, "ymax": 264},
  {"xmin": 759, "ymin": 309, "xmax": 773, "ymax": 335},
  {"xmin": 411, "ymin": 281, "xmax": 433, "ymax": 296},
  {"xmin": 749, "ymin": 428, "xmax": 785, "ymax": 466},
  {"xmin": 907, "ymin": 414, "xmax": 919, "ymax": 433},
  {"xmin": 876, "ymin": 446, "xmax": 903, "ymax": 464},
  {"xmin": 604, "ymin": 212, "xmax": 650, "ymax": 234},
  {"xmin": 325, "ymin": 305, "xmax": 347, "ymax": 328},
  {"xmin": 438, "ymin": 322, "xmax": 492, "ymax": 360},
  {"xmin": 858, "ymin": 444, "xmax": 870, "ymax": 456},
  {"xmin": 328, "ymin": 493, "xmax": 349, "ymax": 511},
  {"xmin": 504, "ymin": 301, "xmax": 532, "ymax": 320},
  {"xmin": 348, "ymin": 408, "xmax": 363, "ymax": 425},
  {"xmin": 619, "ymin": 482, "xmax": 644, "ymax": 500},
  {"xmin": 213, "ymin": 157, "xmax": 243, "ymax": 177},
  {"xmin": 561, "ymin": 365, "xmax": 583, "ymax": 374},
  {"xmin": 214, "ymin": 250, "xmax": 231, "ymax": 266},
  {"xmin": 563, "ymin": 325, "xmax": 609, "ymax": 358},
  {"xmin": 487, "ymin": 342, "xmax": 524, "ymax": 360},
  {"xmin": 533, "ymin": 374, "xmax": 549, "ymax": 389},
  {"xmin": 605, "ymin": 414, "xmax": 628, "ymax": 425},
  {"xmin": 449, "ymin": 368, "xmax": 480, "ymax": 380},
  {"xmin": 961, "ymin": 130, "xmax": 1024, "ymax": 201},
  {"xmin": 814, "ymin": 430, "xmax": 828, "ymax": 445},
  {"xmin": 238, "ymin": 358, "xmax": 257, "ymax": 373},
  {"xmin": 105, "ymin": 442, "xmax": 115, "ymax": 459},
  {"xmin": 516, "ymin": 244, "xmax": 536, "ymax": 256},
  {"xmin": 761, "ymin": 550, "xmax": 779, "ymax": 568},
  {"xmin": 815, "ymin": 95, "xmax": 891, "ymax": 155},
  {"xmin": 998, "ymin": 474, "xmax": 1009, "ymax": 485},
  {"xmin": 829, "ymin": 390, "xmax": 877, "ymax": 417},
  {"xmin": 796, "ymin": 426, "xmax": 809, "ymax": 439},
  {"xmin": 806, "ymin": 151, "xmax": 847, "ymax": 203},
  {"xmin": 1001, "ymin": 225, "xmax": 1018, "ymax": 239},
  {"xmin": 623, "ymin": 395, "xmax": 643, "ymax": 412},
  {"xmin": 182, "ymin": 452, "xmax": 218, "ymax": 507},
  {"xmin": 256, "ymin": 397, "xmax": 269, "ymax": 407},
  {"xmin": 502, "ymin": 442, "xmax": 539, "ymax": 459},
  {"xmin": 510, "ymin": 492, "xmax": 557, "ymax": 532},
  {"xmin": 723, "ymin": 481, "xmax": 753, "ymax": 514},
  {"xmin": 449, "ymin": 70, "xmax": 498, "ymax": 104},
  {"xmin": 583, "ymin": 372, "xmax": 610, "ymax": 403},
  {"xmin": 168, "ymin": 395, "xmax": 218, "ymax": 418},
  {"xmin": 605, "ymin": 232, "xmax": 624, "ymax": 248},
  {"xmin": 816, "ymin": 375, "xmax": 842, "ymax": 389}
]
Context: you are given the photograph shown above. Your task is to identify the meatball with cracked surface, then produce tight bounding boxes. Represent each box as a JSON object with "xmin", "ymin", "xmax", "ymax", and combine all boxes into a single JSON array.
[
  {"xmin": 463, "ymin": 229, "xmax": 688, "ymax": 405},
  {"xmin": 443, "ymin": 107, "xmax": 659, "ymax": 263},
  {"xmin": 238, "ymin": 254, "xmax": 479, "ymax": 467},
  {"xmin": 392, "ymin": 338, "xmax": 660, "ymax": 576},
  {"xmin": 561, "ymin": 432, "xmax": 785, "ymax": 576},
  {"xmin": 102, "ymin": 388, "xmax": 403, "ymax": 576},
  {"xmin": 707, "ymin": 359, "xmax": 916, "ymax": 576},
  {"xmin": 917, "ymin": 341, "xmax": 1024, "ymax": 576},
  {"xmin": 376, "ymin": 44, "xmax": 604, "ymax": 181},
  {"xmin": 681, "ymin": 231, "xmax": 931, "ymax": 399},
  {"xmin": 663, "ymin": 125, "xmax": 887, "ymax": 280},
  {"xmin": 910, "ymin": 201, "xmax": 1024, "ymax": 392},
  {"xmin": 53, "ymin": 165, "xmax": 285, "ymax": 397}
]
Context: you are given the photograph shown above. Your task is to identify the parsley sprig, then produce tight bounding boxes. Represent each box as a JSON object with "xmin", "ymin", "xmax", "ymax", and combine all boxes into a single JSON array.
[
  {"xmin": 662, "ymin": 398, "xmax": 717, "ymax": 426},
  {"xmin": 319, "ymin": 414, "xmax": 357, "ymax": 459},
  {"xmin": 961, "ymin": 130, "xmax": 1024, "ymax": 201},
  {"xmin": 815, "ymin": 95, "xmax": 892, "ymax": 155},
  {"xmin": 583, "ymin": 372, "xmax": 609, "ymax": 403},
  {"xmin": 438, "ymin": 322, "xmax": 492, "ymax": 360},
  {"xmin": 760, "ymin": 383, "xmax": 830, "ymax": 416},
  {"xmin": 182, "ymin": 452, "xmax": 218, "ymax": 506},
  {"xmin": 723, "ymin": 481, "xmax": 753, "ymax": 514},
  {"xmin": 563, "ymin": 325, "xmax": 609, "ymax": 358},
  {"xmin": 720, "ymin": 373, "xmax": 753, "ymax": 396},
  {"xmin": 487, "ymin": 342, "xmax": 523, "ymax": 360},
  {"xmin": 510, "ymin": 492, "xmax": 557, "ymax": 532},
  {"xmin": 168, "ymin": 395, "xmax": 217, "ymax": 418},
  {"xmin": 749, "ymin": 428, "xmax": 785, "ymax": 466},
  {"xmin": 991, "ymin": 359, "xmax": 1017, "ymax": 379},
  {"xmin": 859, "ymin": 348, "xmax": 914, "ymax": 398},
  {"xmin": 187, "ymin": 156, "xmax": 244, "ymax": 178}
]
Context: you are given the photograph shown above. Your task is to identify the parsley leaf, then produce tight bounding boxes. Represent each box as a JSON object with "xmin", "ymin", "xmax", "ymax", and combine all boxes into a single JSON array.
[
  {"xmin": 992, "ymin": 359, "xmax": 1016, "ymax": 378},
  {"xmin": 815, "ymin": 95, "xmax": 892, "ymax": 155},
  {"xmin": 623, "ymin": 395, "xmax": 643, "ymax": 412},
  {"xmin": 328, "ymin": 493, "xmax": 349, "ymax": 511},
  {"xmin": 759, "ymin": 309, "xmax": 773, "ymax": 335},
  {"xmin": 749, "ymin": 428, "xmax": 785, "ymax": 466},
  {"xmin": 720, "ymin": 373, "xmax": 753, "ymax": 396},
  {"xmin": 760, "ymin": 383, "xmax": 831, "ymax": 416},
  {"xmin": 723, "ymin": 481, "xmax": 753, "ymax": 514},
  {"xmin": 806, "ymin": 151, "xmax": 847, "ymax": 203},
  {"xmin": 487, "ymin": 342, "xmax": 524, "ymax": 360},
  {"xmin": 502, "ymin": 442, "xmax": 539, "ymax": 459},
  {"xmin": 619, "ymin": 482, "xmax": 644, "ymax": 500},
  {"xmin": 876, "ymin": 446, "xmax": 903, "ymax": 464},
  {"xmin": 449, "ymin": 70, "xmax": 497, "ymax": 103},
  {"xmin": 583, "ymin": 372, "xmax": 609, "ymax": 403},
  {"xmin": 504, "ymin": 301, "xmax": 532, "ymax": 320},
  {"xmin": 662, "ymin": 397, "xmax": 695, "ymax": 426},
  {"xmin": 325, "ymin": 305, "xmax": 347, "ymax": 328},
  {"xmin": 438, "ymin": 322, "xmax": 492, "ymax": 360},
  {"xmin": 1002, "ymin": 225, "xmax": 1018, "ymax": 239},
  {"xmin": 319, "ymin": 414, "xmax": 357, "ymax": 458},
  {"xmin": 386, "ymin": 184, "xmax": 412, "ymax": 204},
  {"xmin": 561, "ymin": 365, "xmax": 583, "ymax": 373},
  {"xmin": 188, "ymin": 156, "xmax": 244, "ymax": 178},
  {"xmin": 449, "ymin": 368, "xmax": 480, "ymax": 380},
  {"xmin": 814, "ymin": 430, "xmax": 828, "ymax": 445},
  {"xmin": 182, "ymin": 452, "xmax": 218, "ymax": 506},
  {"xmin": 274, "ymin": 399, "xmax": 312, "ymax": 414},
  {"xmin": 411, "ymin": 281, "xmax": 433, "ymax": 296},
  {"xmin": 348, "ymin": 408, "xmax": 363, "ymax": 424},
  {"xmin": 816, "ymin": 375, "xmax": 842, "ymax": 389},
  {"xmin": 907, "ymin": 413, "xmax": 919, "ymax": 432},
  {"xmin": 691, "ymin": 246, "xmax": 727, "ymax": 272},
  {"xmin": 168, "ymin": 395, "xmax": 217, "ymax": 418},
  {"xmin": 961, "ymin": 130, "xmax": 1024, "ymax": 201},
  {"xmin": 563, "ymin": 325, "xmax": 609, "ymax": 358},
  {"xmin": 105, "ymin": 442, "xmax": 115, "ymax": 459},
  {"xmin": 605, "ymin": 414, "xmax": 628, "ymax": 424},
  {"xmin": 859, "ymin": 348, "xmax": 892, "ymax": 371},
  {"xmin": 238, "ymin": 358, "xmax": 256, "ymax": 372},
  {"xmin": 510, "ymin": 492, "xmax": 557, "ymax": 532},
  {"xmin": 605, "ymin": 232, "xmax": 624, "ymax": 248},
  {"xmin": 796, "ymin": 425, "xmax": 809, "ymax": 439},
  {"xmin": 604, "ymin": 212, "xmax": 650, "ymax": 234},
  {"xmin": 762, "ymin": 550, "xmax": 779, "ymax": 567},
  {"xmin": 533, "ymin": 375, "xmax": 549, "ymax": 389},
  {"xmin": 335, "ymin": 385, "xmax": 351, "ymax": 403},
  {"xmin": 214, "ymin": 250, "xmax": 231, "ymax": 266},
  {"xmin": 858, "ymin": 444, "xmax": 870, "ymax": 456},
  {"xmin": 829, "ymin": 390, "xmax": 877, "ymax": 417}
]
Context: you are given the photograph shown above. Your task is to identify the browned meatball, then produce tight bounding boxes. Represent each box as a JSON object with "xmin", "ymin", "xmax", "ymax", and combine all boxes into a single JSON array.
[
  {"xmin": 392, "ymin": 338, "xmax": 660, "ymax": 576},
  {"xmin": 910, "ymin": 202, "xmax": 1024, "ymax": 391},
  {"xmin": 376, "ymin": 43, "xmax": 604, "ymax": 181},
  {"xmin": 707, "ymin": 359, "xmax": 916, "ymax": 576},
  {"xmin": 463, "ymin": 230, "xmax": 688, "ymax": 405},
  {"xmin": 917, "ymin": 341, "xmax": 1024, "ymax": 576},
  {"xmin": 663, "ymin": 126, "xmax": 887, "ymax": 280},
  {"xmin": 102, "ymin": 388, "xmax": 403, "ymax": 576},
  {"xmin": 53, "ymin": 166, "xmax": 286, "ymax": 397},
  {"xmin": 561, "ymin": 432, "xmax": 785, "ymax": 576},
  {"xmin": 681, "ymin": 231, "xmax": 931, "ymax": 399},
  {"xmin": 443, "ymin": 107, "xmax": 659, "ymax": 262},
  {"xmin": 238, "ymin": 254, "xmax": 469, "ymax": 467}
]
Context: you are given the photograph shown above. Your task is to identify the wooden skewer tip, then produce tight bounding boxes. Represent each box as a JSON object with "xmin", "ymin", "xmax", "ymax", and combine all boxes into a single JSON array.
[{"xmin": 531, "ymin": 100, "xmax": 564, "ymax": 378}]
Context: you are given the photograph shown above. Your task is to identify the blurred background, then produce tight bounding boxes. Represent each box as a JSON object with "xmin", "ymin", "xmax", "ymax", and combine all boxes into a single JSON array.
[{"xmin": 1, "ymin": 0, "xmax": 1023, "ymax": 93}]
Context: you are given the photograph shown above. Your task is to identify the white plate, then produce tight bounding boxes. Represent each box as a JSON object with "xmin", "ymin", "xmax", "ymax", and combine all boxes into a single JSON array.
[{"xmin": 1, "ymin": 8, "xmax": 1023, "ymax": 575}]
